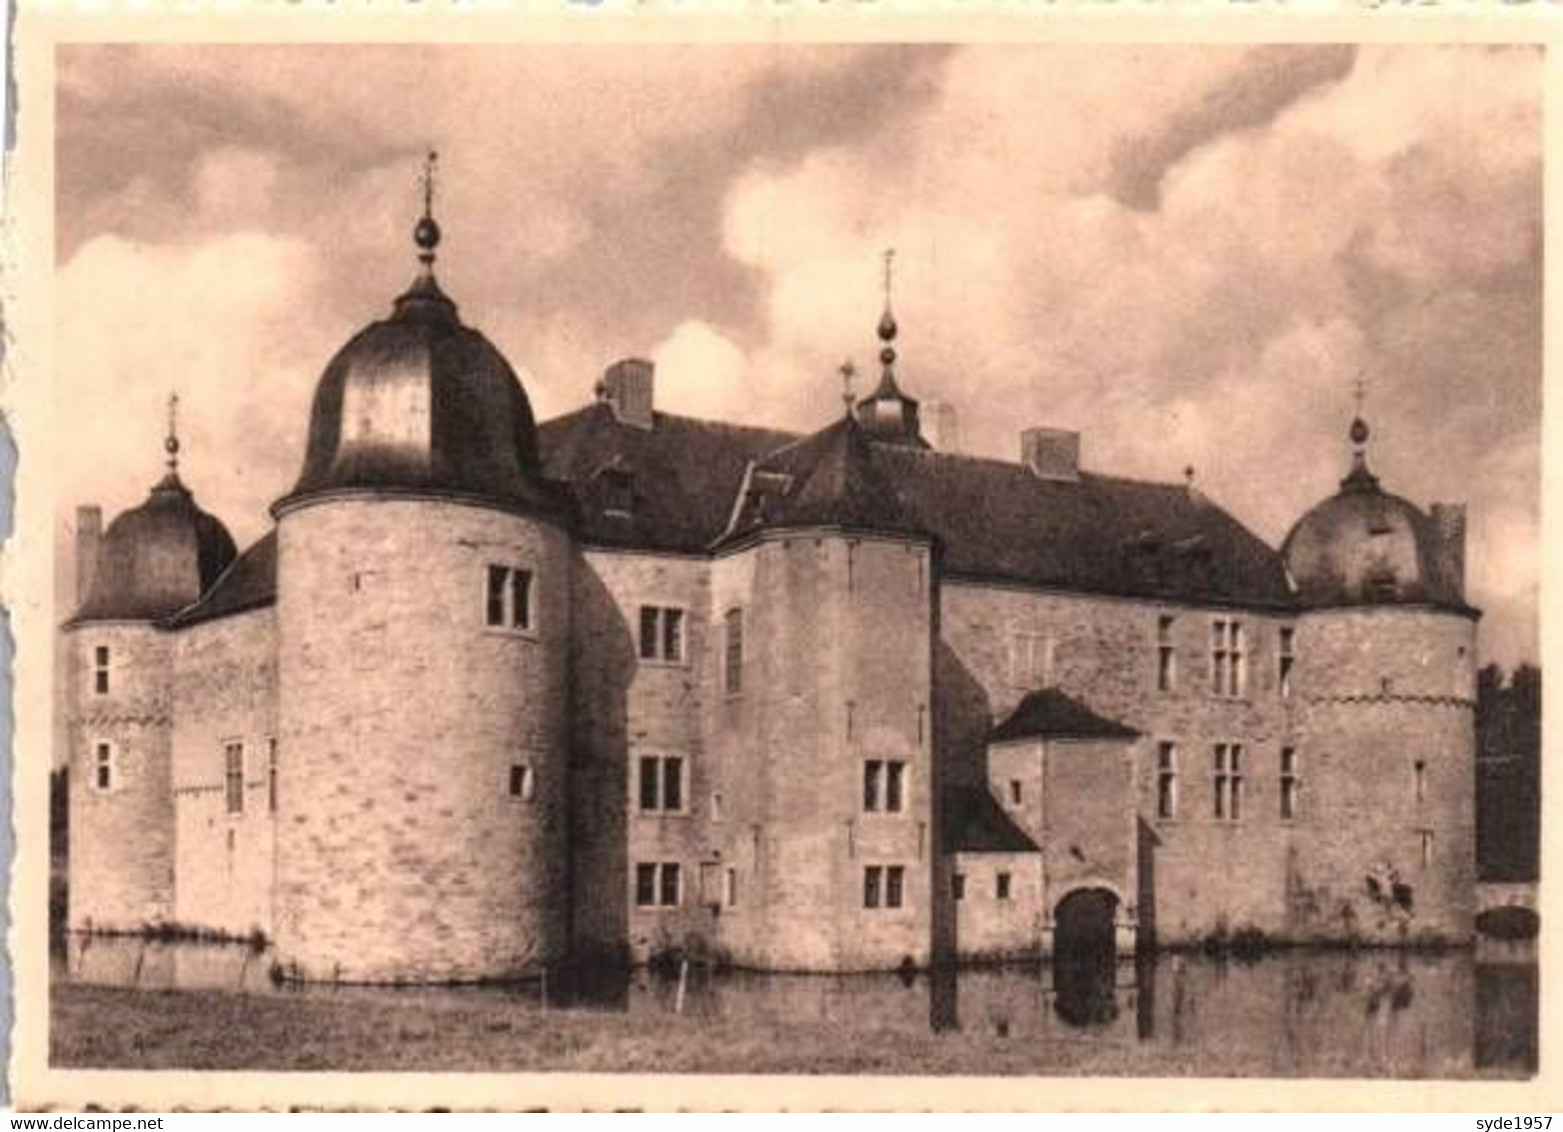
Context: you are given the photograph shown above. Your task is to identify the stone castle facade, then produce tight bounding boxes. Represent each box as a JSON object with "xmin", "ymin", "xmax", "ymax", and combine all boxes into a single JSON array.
[{"xmin": 62, "ymin": 207, "xmax": 1479, "ymax": 981}]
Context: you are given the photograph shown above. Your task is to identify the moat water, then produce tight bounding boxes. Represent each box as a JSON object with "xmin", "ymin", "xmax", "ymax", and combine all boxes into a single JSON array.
[{"xmin": 54, "ymin": 935, "xmax": 1536, "ymax": 1078}]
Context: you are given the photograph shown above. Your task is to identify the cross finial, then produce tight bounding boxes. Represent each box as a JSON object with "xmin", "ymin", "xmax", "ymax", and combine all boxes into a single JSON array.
[
  {"xmin": 422, "ymin": 149, "xmax": 438, "ymax": 220},
  {"xmin": 882, "ymin": 247, "xmax": 896, "ymax": 310},
  {"xmin": 413, "ymin": 150, "xmax": 443, "ymax": 266},
  {"xmin": 1353, "ymin": 372, "xmax": 1368, "ymax": 417},
  {"xmin": 839, "ymin": 358, "xmax": 858, "ymax": 415},
  {"xmin": 164, "ymin": 391, "xmax": 181, "ymax": 474}
]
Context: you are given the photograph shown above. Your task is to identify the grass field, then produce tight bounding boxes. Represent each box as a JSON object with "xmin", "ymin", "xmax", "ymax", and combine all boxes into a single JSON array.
[{"xmin": 52, "ymin": 982, "xmax": 1210, "ymax": 1076}]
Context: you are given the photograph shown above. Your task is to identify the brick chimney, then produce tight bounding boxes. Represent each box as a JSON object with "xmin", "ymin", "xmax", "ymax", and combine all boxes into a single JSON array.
[
  {"xmin": 1430, "ymin": 502, "xmax": 1466, "ymax": 600},
  {"xmin": 922, "ymin": 401, "xmax": 960, "ymax": 453},
  {"xmin": 75, "ymin": 505, "xmax": 102, "ymax": 606},
  {"xmin": 1021, "ymin": 427, "xmax": 1080, "ymax": 482},
  {"xmin": 601, "ymin": 358, "xmax": 655, "ymax": 430}
]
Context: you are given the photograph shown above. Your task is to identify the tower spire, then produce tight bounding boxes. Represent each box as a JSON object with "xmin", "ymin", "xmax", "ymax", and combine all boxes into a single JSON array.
[
  {"xmin": 414, "ymin": 149, "xmax": 442, "ymax": 269},
  {"xmin": 164, "ymin": 392, "xmax": 181, "ymax": 476},
  {"xmin": 1342, "ymin": 371, "xmax": 1379, "ymax": 492}
]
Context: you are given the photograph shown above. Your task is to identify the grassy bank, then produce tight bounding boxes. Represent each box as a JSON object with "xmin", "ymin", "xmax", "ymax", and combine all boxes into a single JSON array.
[
  {"xmin": 51, "ymin": 981, "xmax": 1471, "ymax": 1077},
  {"xmin": 53, "ymin": 982, "xmax": 1189, "ymax": 1076}
]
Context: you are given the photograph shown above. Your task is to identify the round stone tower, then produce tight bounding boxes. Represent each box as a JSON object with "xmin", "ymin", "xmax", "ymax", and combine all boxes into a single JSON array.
[
  {"xmin": 64, "ymin": 419, "xmax": 237, "ymax": 931},
  {"xmin": 1280, "ymin": 414, "xmax": 1477, "ymax": 944},
  {"xmin": 270, "ymin": 180, "xmax": 573, "ymax": 982}
]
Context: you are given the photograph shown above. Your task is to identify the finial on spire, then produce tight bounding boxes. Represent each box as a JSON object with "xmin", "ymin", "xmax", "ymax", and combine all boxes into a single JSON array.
[
  {"xmin": 877, "ymin": 248, "xmax": 899, "ymax": 349},
  {"xmin": 414, "ymin": 149, "xmax": 442, "ymax": 266},
  {"xmin": 839, "ymin": 359, "xmax": 858, "ymax": 416},
  {"xmin": 164, "ymin": 392, "xmax": 181, "ymax": 475},
  {"xmin": 1341, "ymin": 371, "xmax": 1380, "ymax": 492},
  {"xmin": 1349, "ymin": 373, "xmax": 1371, "ymax": 450}
]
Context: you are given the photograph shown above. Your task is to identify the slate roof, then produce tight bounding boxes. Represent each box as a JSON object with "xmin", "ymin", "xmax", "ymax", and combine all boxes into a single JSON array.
[
  {"xmin": 165, "ymin": 531, "xmax": 278, "ymax": 628},
  {"xmin": 716, "ymin": 417, "xmax": 926, "ymax": 547},
  {"xmin": 540, "ymin": 404, "xmax": 1295, "ymax": 609},
  {"xmin": 990, "ymin": 688, "xmax": 1141, "ymax": 744},
  {"xmin": 538, "ymin": 402, "xmax": 797, "ymax": 553},
  {"xmin": 943, "ymin": 785, "xmax": 1039, "ymax": 854},
  {"xmin": 158, "ymin": 400, "xmax": 1300, "ymax": 629},
  {"xmin": 871, "ymin": 445, "xmax": 1295, "ymax": 607}
]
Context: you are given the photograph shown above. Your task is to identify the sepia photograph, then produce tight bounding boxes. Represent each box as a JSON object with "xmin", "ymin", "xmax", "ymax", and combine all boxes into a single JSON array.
[{"xmin": 21, "ymin": 36, "xmax": 1544, "ymax": 1099}]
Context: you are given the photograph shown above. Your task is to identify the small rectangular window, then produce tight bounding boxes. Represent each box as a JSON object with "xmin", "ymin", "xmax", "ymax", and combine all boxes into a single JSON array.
[
  {"xmin": 864, "ymin": 760, "xmax": 882, "ymax": 812},
  {"xmin": 509, "ymin": 763, "xmax": 535, "ymax": 801},
  {"xmin": 1414, "ymin": 760, "xmax": 1427, "ymax": 804},
  {"xmin": 636, "ymin": 756, "xmax": 685, "ymax": 814},
  {"xmin": 1211, "ymin": 618, "xmax": 1246, "ymax": 698},
  {"xmin": 486, "ymin": 564, "xmax": 534, "ymax": 631},
  {"xmin": 725, "ymin": 608, "xmax": 744, "ymax": 695},
  {"xmin": 486, "ymin": 565, "xmax": 508, "ymax": 627},
  {"xmin": 635, "ymin": 862, "xmax": 681, "ymax": 908},
  {"xmin": 1008, "ymin": 779, "xmax": 1023, "ymax": 807},
  {"xmin": 92, "ymin": 646, "xmax": 110, "ymax": 695},
  {"xmin": 885, "ymin": 761, "xmax": 905, "ymax": 813},
  {"xmin": 638, "ymin": 605, "xmax": 686, "ymax": 662},
  {"xmin": 635, "ymin": 863, "xmax": 658, "ymax": 907},
  {"xmin": 93, "ymin": 741, "xmax": 114, "ymax": 792},
  {"xmin": 1010, "ymin": 629, "xmax": 1054, "ymax": 688},
  {"xmin": 724, "ymin": 867, "xmax": 737, "ymax": 907},
  {"xmin": 996, "ymin": 872, "xmax": 1012, "ymax": 901},
  {"xmin": 660, "ymin": 863, "xmax": 681, "ymax": 907},
  {"xmin": 1156, "ymin": 741, "xmax": 1178, "ymax": 820},
  {"xmin": 885, "ymin": 865, "xmax": 905, "ymax": 909},
  {"xmin": 267, "ymin": 738, "xmax": 278, "ymax": 814},
  {"xmin": 863, "ymin": 865, "xmax": 882, "ymax": 909},
  {"xmin": 1280, "ymin": 747, "xmax": 1299, "ymax": 820},
  {"xmin": 952, "ymin": 873, "xmax": 966, "ymax": 901},
  {"xmin": 1157, "ymin": 616, "xmax": 1176, "ymax": 693},
  {"xmin": 1278, "ymin": 627, "xmax": 1296, "ymax": 698},
  {"xmin": 224, "ymin": 742, "xmax": 245, "ymax": 815},
  {"xmin": 1214, "ymin": 743, "xmax": 1243, "ymax": 821}
]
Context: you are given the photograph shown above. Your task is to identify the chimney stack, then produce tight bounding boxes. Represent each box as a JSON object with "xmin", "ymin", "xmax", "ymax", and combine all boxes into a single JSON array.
[
  {"xmin": 1021, "ymin": 427, "xmax": 1081, "ymax": 482},
  {"xmin": 75, "ymin": 505, "xmax": 102, "ymax": 606},
  {"xmin": 921, "ymin": 401, "xmax": 961, "ymax": 453},
  {"xmin": 1430, "ymin": 502, "xmax": 1466, "ymax": 600},
  {"xmin": 601, "ymin": 358, "xmax": 655, "ymax": 430}
]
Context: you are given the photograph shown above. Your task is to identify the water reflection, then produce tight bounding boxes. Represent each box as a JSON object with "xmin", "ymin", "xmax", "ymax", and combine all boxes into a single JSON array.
[{"xmin": 55, "ymin": 934, "xmax": 1536, "ymax": 1079}]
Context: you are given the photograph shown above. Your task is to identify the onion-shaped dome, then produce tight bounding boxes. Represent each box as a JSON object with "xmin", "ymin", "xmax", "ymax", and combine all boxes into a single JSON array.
[
  {"xmin": 273, "ymin": 200, "xmax": 559, "ymax": 518},
  {"xmin": 72, "ymin": 472, "xmax": 238, "ymax": 623},
  {"xmin": 851, "ymin": 301, "xmax": 924, "ymax": 447},
  {"xmin": 1281, "ymin": 417, "xmax": 1464, "ymax": 609}
]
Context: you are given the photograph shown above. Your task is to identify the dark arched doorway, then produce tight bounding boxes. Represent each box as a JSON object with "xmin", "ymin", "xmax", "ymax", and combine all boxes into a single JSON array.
[{"xmin": 1052, "ymin": 888, "xmax": 1120, "ymax": 1028}]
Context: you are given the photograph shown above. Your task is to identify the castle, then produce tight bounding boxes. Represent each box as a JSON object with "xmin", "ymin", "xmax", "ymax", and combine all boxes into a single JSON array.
[{"xmin": 62, "ymin": 195, "xmax": 1479, "ymax": 981}]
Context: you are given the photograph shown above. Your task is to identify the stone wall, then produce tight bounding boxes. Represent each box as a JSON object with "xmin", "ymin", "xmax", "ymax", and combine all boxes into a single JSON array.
[
  {"xmin": 274, "ymin": 497, "xmax": 571, "ymax": 982},
  {"xmin": 64, "ymin": 624, "xmax": 175, "ymax": 931},
  {"xmin": 709, "ymin": 533, "xmax": 935, "ymax": 970},
  {"xmin": 951, "ymin": 851, "xmax": 1042, "ymax": 959},
  {"xmin": 170, "ymin": 607, "xmax": 278, "ymax": 937},
  {"xmin": 937, "ymin": 582, "xmax": 1477, "ymax": 946},
  {"xmin": 569, "ymin": 547, "xmax": 715, "ymax": 964}
]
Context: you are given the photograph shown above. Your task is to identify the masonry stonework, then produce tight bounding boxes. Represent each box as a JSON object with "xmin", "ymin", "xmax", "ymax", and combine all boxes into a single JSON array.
[{"xmin": 61, "ymin": 232, "xmax": 1482, "ymax": 979}]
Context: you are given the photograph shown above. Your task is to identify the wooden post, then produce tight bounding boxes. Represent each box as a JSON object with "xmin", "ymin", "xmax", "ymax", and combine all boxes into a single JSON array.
[{"xmin": 675, "ymin": 957, "xmax": 689, "ymax": 1016}]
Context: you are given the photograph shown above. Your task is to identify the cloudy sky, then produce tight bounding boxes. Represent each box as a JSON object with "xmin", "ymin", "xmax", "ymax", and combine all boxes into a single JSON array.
[{"xmin": 55, "ymin": 43, "xmax": 1541, "ymax": 664}]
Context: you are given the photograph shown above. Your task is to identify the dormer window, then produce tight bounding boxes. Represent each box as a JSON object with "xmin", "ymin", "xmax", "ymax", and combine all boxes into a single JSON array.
[
  {"xmin": 599, "ymin": 465, "xmax": 635, "ymax": 516},
  {"xmin": 485, "ymin": 565, "xmax": 534, "ymax": 632}
]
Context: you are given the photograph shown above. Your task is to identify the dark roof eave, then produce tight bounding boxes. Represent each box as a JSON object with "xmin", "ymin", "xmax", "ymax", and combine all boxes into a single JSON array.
[
  {"xmin": 271, "ymin": 483, "xmax": 575, "ymax": 528},
  {"xmin": 710, "ymin": 521, "xmax": 940, "ymax": 558},
  {"xmin": 1295, "ymin": 598, "xmax": 1482, "ymax": 621},
  {"xmin": 164, "ymin": 594, "xmax": 278, "ymax": 630},
  {"xmin": 940, "ymin": 568, "xmax": 1300, "ymax": 613}
]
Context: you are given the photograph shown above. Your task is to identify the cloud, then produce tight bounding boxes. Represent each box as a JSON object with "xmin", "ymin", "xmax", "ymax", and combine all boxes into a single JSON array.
[
  {"xmin": 52, "ymin": 44, "xmax": 1541, "ymax": 666},
  {"xmin": 719, "ymin": 44, "xmax": 1540, "ymax": 663}
]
